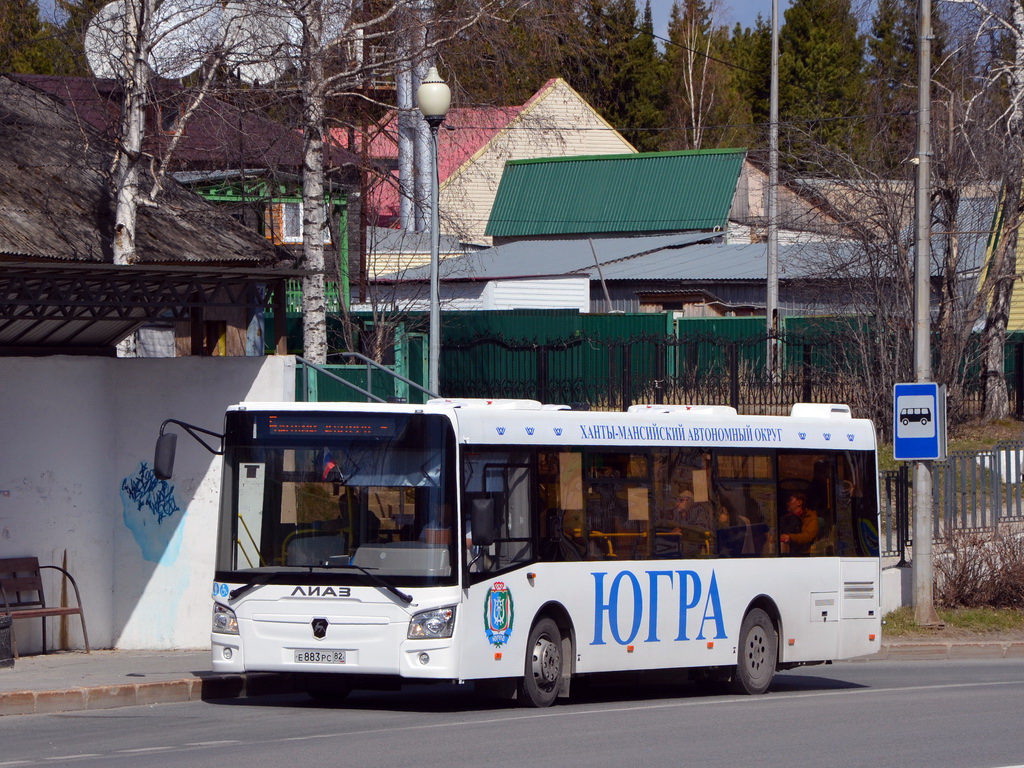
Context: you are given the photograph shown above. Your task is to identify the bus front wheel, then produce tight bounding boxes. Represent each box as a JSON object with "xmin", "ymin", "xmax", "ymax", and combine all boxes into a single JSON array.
[
  {"xmin": 519, "ymin": 618, "xmax": 563, "ymax": 707},
  {"xmin": 732, "ymin": 608, "xmax": 777, "ymax": 695}
]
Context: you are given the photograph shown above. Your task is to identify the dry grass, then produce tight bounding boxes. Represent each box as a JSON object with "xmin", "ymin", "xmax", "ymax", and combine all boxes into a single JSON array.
[
  {"xmin": 950, "ymin": 419, "xmax": 1023, "ymax": 452},
  {"xmin": 883, "ymin": 606, "xmax": 1024, "ymax": 638},
  {"xmin": 877, "ymin": 418, "xmax": 1022, "ymax": 471}
]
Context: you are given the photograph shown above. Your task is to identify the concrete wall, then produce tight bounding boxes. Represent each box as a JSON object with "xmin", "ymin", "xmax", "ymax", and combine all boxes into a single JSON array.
[
  {"xmin": 881, "ymin": 565, "xmax": 911, "ymax": 616},
  {"xmin": 0, "ymin": 355, "xmax": 295, "ymax": 652}
]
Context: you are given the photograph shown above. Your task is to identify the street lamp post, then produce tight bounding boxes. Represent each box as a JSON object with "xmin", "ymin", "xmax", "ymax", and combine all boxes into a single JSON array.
[{"xmin": 417, "ymin": 66, "xmax": 450, "ymax": 396}]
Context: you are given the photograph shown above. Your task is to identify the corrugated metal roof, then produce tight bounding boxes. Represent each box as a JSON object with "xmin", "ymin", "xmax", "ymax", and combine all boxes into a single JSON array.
[
  {"xmin": 390, "ymin": 232, "xmax": 722, "ymax": 282},
  {"xmin": 485, "ymin": 149, "xmax": 746, "ymax": 238},
  {"xmin": 389, "ymin": 229, "xmax": 990, "ymax": 287},
  {"xmin": 365, "ymin": 227, "xmax": 472, "ymax": 256}
]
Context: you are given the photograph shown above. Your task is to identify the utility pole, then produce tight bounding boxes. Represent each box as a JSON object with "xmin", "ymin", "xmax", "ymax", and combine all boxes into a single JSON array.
[
  {"xmin": 766, "ymin": 0, "xmax": 780, "ymax": 381},
  {"xmin": 913, "ymin": 0, "xmax": 942, "ymax": 627}
]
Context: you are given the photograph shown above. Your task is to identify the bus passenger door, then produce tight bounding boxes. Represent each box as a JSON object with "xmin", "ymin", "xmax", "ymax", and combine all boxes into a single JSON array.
[
  {"xmin": 460, "ymin": 450, "xmax": 536, "ymax": 682},
  {"xmin": 471, "ymin": 454, "xmax": 533, "ymax": 571}
]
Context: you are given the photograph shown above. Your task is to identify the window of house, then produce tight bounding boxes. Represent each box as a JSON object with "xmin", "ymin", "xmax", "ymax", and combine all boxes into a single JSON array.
[
  {"xmin": 160, "ymin": 103, "xmax": 181, "ymax": 133},
  {"xmin": 281, "ymin": 202, "xmax": 332, "ymax": 244}
]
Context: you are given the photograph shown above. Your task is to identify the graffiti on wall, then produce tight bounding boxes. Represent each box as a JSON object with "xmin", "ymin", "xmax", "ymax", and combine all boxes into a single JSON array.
[{"xmin": 120, "ymin": 461, "xmax": 185, "ymax": 564}]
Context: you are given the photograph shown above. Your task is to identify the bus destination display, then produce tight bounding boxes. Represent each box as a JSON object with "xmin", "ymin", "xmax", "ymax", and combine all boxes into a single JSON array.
[{"xmin": 261, "ymin": 414, "xmax": 398, "ymax": 439}]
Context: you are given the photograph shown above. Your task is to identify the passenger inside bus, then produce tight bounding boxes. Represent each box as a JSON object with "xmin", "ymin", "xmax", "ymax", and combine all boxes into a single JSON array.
[
  {"xmin": 715, "ymin": 503, "xmax": 755, "ymax": 556},
  {"xmin": 654, "ymin": 489, "xmax": 714, "ymax": 557},
  {"xmin": 779, "ymin": 491, "xmax": 819, "ymax": 554}
]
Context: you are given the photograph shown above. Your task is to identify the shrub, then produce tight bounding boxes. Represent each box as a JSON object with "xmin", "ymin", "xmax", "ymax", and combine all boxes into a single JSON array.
[{"xmin": 934, "ymin": 529, "xmax": 1024, "ymax": 609}]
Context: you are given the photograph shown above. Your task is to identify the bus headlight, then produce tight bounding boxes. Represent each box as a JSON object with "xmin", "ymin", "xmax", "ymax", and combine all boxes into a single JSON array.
[
  {"xmin": 212, "ymin": 603, "xmax": 239, "ymax": 635},
  {"xmin": 408, "ymin": 606, "xmax": 456, "ymax": 639}
]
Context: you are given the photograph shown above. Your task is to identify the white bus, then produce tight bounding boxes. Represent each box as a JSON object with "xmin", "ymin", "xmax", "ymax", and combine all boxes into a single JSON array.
[{"xmin": 176, "ymin": 398, "xmax": 881, "ymax": 707}]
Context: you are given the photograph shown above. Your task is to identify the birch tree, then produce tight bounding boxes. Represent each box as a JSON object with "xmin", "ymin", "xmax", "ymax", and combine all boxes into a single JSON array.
[
  {"xmin": 662, "ymin": 0, "xmax": 741, "ymax": 150},
  {"xmin": 275, "ymin": 0, "xmax": 541, "ymax": 363},
  {"xmin": 81, "ymin": 1, "xmax": 219, "ymax": 264},
  {"xmin": 931, "ymin": 0, "xmax": 1024, "ymax": 418}
]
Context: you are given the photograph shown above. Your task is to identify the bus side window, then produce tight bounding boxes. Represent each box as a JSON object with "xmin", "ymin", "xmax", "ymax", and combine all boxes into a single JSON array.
[
  {"xmin": 713, "ymin": 450, "xmax": 776, "ymax": 557},
  {"xmin": 778, "ymin": 452, "xmax": 838, "ymax": 556},
  {"xmin": 808, "ymin": 458, "xmax": 836, "ymax": 555},
  {"xmin": 834, "ymin": 451, "xmax": 879, "ymax": 557},
  {"xmin": 534, "ymin": 450, "xmax": 589, "ymax": 563},
  {"xmin": 582, "ymin": 452, "xmax": 651, "ymax": 560}
]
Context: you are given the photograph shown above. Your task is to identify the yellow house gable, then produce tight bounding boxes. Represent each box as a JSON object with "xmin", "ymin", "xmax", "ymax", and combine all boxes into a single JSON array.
[
  {"xmin": 1007, "ymin": 233, "xmax": 1024, "ymax": 332},
  {"xmin": 440, "ymin": 79, "xmax": 636, "ymax": 245}
]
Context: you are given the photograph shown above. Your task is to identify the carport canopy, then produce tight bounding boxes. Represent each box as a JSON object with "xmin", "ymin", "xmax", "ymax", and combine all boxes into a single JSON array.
[{"xmin": 0, "ymin": 261, "xmax": 304, "ymax": 356}]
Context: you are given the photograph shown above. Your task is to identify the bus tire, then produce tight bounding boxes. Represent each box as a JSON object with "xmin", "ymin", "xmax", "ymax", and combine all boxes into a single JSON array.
[
  {"xmin": 732, "ymin": 608, "xmax": 777, "ymax": 695},
  {"xmin": 301, "ymin": 674, "xmax": 352, "ymax": 704},
  {"xmin": 519, "ymin": 618, "xmax": 563, "ymax": 708}
]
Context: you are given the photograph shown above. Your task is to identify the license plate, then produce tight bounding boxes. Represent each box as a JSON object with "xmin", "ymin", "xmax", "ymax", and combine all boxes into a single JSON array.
[{"xmin": 294, "ymin": 649, "xmax": 346, "ymax": 664}]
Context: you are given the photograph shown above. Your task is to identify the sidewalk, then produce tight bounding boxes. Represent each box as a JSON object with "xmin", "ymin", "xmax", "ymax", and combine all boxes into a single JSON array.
[
  {"xmin": 0, "ymin": 649, "xmax": 297, "ymax": 717},
  {"xmin": 2, "ymin": 639, "xmax": 1023, "ymax": 717}
]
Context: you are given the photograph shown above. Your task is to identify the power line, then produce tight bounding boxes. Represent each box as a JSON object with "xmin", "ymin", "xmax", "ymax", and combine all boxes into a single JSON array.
[
  {"xmin": 426, "ymin": 109, "xmax": 916, "ymax": 135},
  {"xmin": 636, "ymin": 23, "xmax": 758, "ymax": 75}
]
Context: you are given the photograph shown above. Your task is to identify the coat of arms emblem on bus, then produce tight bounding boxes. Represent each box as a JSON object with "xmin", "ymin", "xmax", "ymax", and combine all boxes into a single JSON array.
[{"xmin": 484, "ymin": 581, "xmax": 514, "ymax": 647}]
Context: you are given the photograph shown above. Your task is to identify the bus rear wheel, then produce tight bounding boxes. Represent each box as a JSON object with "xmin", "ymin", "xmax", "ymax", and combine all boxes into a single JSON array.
[
  {"xmin": 732, "ymin": 608, "xmax": 777, "ymax": 695},
  {"xmin": 519, "ymin": 618, "xmax": 563, "ymax": 708}
]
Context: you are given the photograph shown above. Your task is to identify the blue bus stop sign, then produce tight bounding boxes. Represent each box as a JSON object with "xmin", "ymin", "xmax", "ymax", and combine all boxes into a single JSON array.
[{"xmin": 893, "ymin": 382, "xmax": 946, "ymax": 461}]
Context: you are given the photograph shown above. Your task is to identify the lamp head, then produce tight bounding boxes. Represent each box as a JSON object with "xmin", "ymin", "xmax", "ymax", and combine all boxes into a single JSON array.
[{"xmin": 417, "ymin": 66, "xmax": 451, "ymax": 128}]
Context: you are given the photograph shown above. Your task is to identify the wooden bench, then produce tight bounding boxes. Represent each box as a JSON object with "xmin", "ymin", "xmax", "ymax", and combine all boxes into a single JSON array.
[{"xmin": 0, "ymin": 557, "xmax": 90, "ymax": 657}]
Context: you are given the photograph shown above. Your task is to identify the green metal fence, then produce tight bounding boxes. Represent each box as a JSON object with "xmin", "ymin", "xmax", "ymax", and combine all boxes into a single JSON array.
[{"xmin": 268, "ymin": 309, "xmax": 1024, "ymax": 417}]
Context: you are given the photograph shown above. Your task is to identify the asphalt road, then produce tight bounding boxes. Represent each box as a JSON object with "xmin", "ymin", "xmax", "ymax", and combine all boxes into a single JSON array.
[{"xmin": 2, "ymin": 660, "xmax": 1023, "ymax": 768}]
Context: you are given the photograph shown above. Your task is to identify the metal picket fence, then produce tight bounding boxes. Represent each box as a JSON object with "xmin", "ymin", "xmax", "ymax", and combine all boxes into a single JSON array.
[{"xmin": 879, "ymin": 442, "xmax": 1024, "ymax": 561}]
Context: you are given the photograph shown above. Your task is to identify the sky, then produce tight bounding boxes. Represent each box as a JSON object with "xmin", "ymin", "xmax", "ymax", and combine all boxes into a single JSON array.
[
  {"xmin": 37, "ymin": 0, "xmax": 787, "ymax": 45},
  {"xmin": 645, "ymin": 0, "xmax": 791, "ymax": 38}
]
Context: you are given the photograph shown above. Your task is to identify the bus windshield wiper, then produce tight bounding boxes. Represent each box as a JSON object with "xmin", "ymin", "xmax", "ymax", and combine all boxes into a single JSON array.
[
  {"xmin": 228, "ymin": 571, "xmax": 307, "ymax": 601},
  {"xmin": 325, "ymin": 563, "xmax": 414, "ymax": 604}
]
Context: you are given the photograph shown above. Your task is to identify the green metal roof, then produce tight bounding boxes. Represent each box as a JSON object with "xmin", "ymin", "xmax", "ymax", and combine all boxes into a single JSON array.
[{"xmin": 485, "ymin": 149, "xmax": 746, "ymax": 238}]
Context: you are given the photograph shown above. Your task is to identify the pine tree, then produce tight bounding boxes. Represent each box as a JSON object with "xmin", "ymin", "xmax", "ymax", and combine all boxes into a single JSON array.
[
  {"xmin": 867, "ymin": 0, "xmax": 916, "ymax": 94},
  {"xmin": 0, "ymin": 0, "xmax": 62, "ymax": 74},
  {"xmin": 725, "ymin": 17, "xmax": 771, "ymax": 145},
  {"xmin": 574, "ymin": 0, "xmax": 664, "ymax": 151},
  {"xmin": 618, "ymin": 1, "xmax": 665, "ymax": 150},
  {"xmin": 442, "ymin": 0, "xmax": 591, "ymax": 106},
  {"xmin": 50, "ymin": 0, "xmax": 108, "ymax": 75},
  {"xmin": 861, "ymin": 0, "xmax": 950, "ymax": 174},
  {"xmin": 778, "ymin": 0, "xmax": 865, "ymax": 169},
  {"xmin": 858, "ymin": 0, "xmax": 918, "ymax": 173}
]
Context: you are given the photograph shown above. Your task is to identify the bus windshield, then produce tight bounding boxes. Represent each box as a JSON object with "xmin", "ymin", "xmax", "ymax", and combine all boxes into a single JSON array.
[{"xmin": 215, "ymin": 410, "xmax": 458, "ymax": 587}]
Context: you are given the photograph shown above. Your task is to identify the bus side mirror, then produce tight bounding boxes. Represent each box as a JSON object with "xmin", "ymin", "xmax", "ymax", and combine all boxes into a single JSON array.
[
  {"xmin": 154, "ymin": 433, "xmax": 177, "ymax": 480},
  {"xmin": 471, "ymin": 497, "xmax": 497, "ymax": 547}
]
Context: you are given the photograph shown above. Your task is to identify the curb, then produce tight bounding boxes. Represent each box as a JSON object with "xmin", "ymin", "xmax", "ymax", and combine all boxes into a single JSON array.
[
  {"xmin": 874, "ymin": 641, "xmax": 1024, "ymax": 661},
  {"xmin": 0, "ymin": 673, "xmax": 298, "ymax": 717}
]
